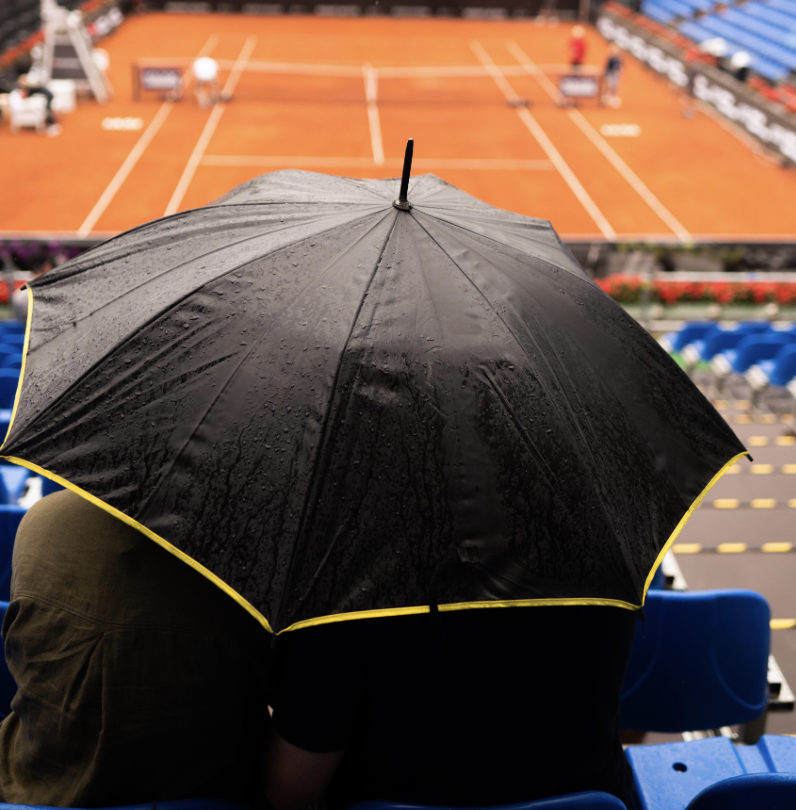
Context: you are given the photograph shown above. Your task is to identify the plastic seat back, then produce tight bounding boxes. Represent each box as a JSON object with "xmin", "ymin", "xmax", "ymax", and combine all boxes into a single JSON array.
[
  {"xmin": 769, "ymin": 343, "xmax": 796, "ymax": 387},
  {"xmin": 0, "ymin": 506, "xmax": 25, "ymax": 602},
  {"xmin": 0, "ymin": 344, "xmax": 21, "ymax": 358},
  {"xmin": 732, "ymin": 334, "xmax": 796, "ymax": 373},
  {"xmin": 1, "ymin": 354, "xmax": 23, "ymax": 371},
  {"xmin": 0, "ymin": 369, "xmax": 19, "ymax": 411},
  {"xmin": 627, "ymin": 734, "xmax": 796, "ymax": 810},
  {"xmin": 700, "ymin": 329, "xmax": 758, "ymax": 361},
  {"xmin": 686, "ymin": 772, "xmax": 796, "ymax": 810},
  {"xmin": 620, "ymin": 590, "xmax": 770, "ymax": 732},
  {"xmin": 673, "ymin": 322, "xmax": 715, "ymax": 352},
  {"xmin": 0, "ymin": 334, "xmax": 25, "ymax": 347},
  {"xmin": 349, "ymin": 794, "xmax": 627, "ymax": 810}
]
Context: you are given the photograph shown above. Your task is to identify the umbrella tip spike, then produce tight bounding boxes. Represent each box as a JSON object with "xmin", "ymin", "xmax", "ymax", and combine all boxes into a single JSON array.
[{"xmin": 393, "ymin": 138, "xmax": 414, "ymax": 211}]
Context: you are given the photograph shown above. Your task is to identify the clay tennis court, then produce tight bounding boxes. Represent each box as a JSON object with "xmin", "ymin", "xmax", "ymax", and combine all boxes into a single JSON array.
[{"xmin": 3, "ymin": 11, "xmax": 796, "ymax": 241}]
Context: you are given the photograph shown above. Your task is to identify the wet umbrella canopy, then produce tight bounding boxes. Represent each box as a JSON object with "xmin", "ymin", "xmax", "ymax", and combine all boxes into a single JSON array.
[{"xmin": 1, "ymin": 156, "xmax": 746, "ymax": 634}]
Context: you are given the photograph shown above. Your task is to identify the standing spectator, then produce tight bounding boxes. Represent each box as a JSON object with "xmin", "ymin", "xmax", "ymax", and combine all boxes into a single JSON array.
[
  {"xmin": 17, "ymin": 75, "xmax": 61, "ymax": 137},
  {"xmin": 603, "ymin": 45, "xmax": 623, "ymax": 108},
  {"xmin": 537, "ymin": 0, "xmax": 559, "ymax": 27},
  {"xmin": 568, "ymin": 25, "xmax": 587, "ymax": 71},
  {"xmin": 682, "ymin": 47, "xmax": 701, "ymax": 119}
]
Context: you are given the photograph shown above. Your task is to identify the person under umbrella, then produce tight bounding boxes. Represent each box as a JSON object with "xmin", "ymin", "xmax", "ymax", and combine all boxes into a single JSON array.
[{"xmin": 0, "ymin": 143, "xmax": 745, "ymax": 805}]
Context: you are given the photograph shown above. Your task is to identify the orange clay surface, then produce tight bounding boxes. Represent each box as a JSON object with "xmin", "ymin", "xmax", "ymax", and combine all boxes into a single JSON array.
[{"xmin": 3, "ymin": 12, "xmax": 796, "ymax": 241}]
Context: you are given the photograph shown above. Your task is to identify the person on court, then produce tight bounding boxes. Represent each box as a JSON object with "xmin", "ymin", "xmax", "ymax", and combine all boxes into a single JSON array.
[
  {"xmin": 603, "ymin": 45, "xmax": 623, "ymax": 108},
  {"xmin": 568, "ymin": 25, "xmax": 587, "ymax": 70}
]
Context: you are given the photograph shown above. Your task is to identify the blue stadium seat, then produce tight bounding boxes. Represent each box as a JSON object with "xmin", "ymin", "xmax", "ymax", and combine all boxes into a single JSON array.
[
  {"xmin": 712, "ymin": 334, "xmax": 796, "ymax": 391},
  {"xmin": 686, "ymin": 772, "xmax": 796, "ymax": 810},
  {"xmin": 679, "ymin": 18, "xmax": 789, "ymax": 80},
  {"xmin": 746, "ymin": 342, "xmax": 796, "ymax": 403},
  {"xmin": 0, "ymin": 344, "xmax": 21, "ymax": 358},
  {"xmin": 40, "ymin": 476, "xmax": 64, "ymax": 497},
  {"xmin": 657, "ymin": 0, "xmax": 697, "ymax": 17},
  {"xmin": 0, "ymin": 334, "xmax": 24, "ymax": 348},
  {"xmin": 1, "ymin": 354, "xmax": 23, "ymax": 371},
  {"xmin": 349, "ymin": 796, "xmax": 627, "ymax": 810},
  {"xmin": 0, "ymin": 369, "xmax": 19, "ymax": 410},
  {"xmin": 648, "ymin": 565, "xmax": 666, "ymax": 591},
  {"xmin": 620, "ymin": 590, "xmax": 770, "ymax": 733},
  {"xmin": 680, "ymin": 19, "xmax": 718, "ymax": 44},
  {"xmin": 0, "ymin": 466, "xmax": 29, "ymax": 505},
  {"xmin": 678, "ymin": 0, "xmax": 715, "ymax": 12},
  {"xmin": 682, "ymin": 324, "xmax": 769, "ymax": 368},
  {"xmin": 698, "ymin": 14, "xmax": 796, "ymax": 69},
  {"xmin": 0, "ymin": 322, "xmax": 24, "ymax": 336},
  {"xmin": 643, "ymin": 1, "xmax": 676, "ymax": 24},
  {"xmin": 0, "ymin": 601, "xmax": 14, "ymax": 718},
  {"xmin": 660, "ymin": 321, "xmax": 715, "ymax": 354},
  {"xmin": 687, "ymin": 772, "xmax": 796, "ymax": 809},
  {"xmin": 767, "ymin": 0, "xmax": 796, "ymax": 21},
  {"xmin": 725, "ymin": 8, "xmax": 796, "ymax": 54},
  {"xmin": 730, "ymin": 333, "xmax": 796, "ymax": 373},
  {"xmin": 0, "ymin": 506, "xmax": 25, "ymax": 601},
  {"xmin": 627, "ymin": 735, "xmax": 796, "ymax": 810}
]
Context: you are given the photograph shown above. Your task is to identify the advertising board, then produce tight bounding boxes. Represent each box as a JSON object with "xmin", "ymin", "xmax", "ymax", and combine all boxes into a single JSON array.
[{"xmin": 597, "ymin": 11, "xmax": 796, "ymax": 165}]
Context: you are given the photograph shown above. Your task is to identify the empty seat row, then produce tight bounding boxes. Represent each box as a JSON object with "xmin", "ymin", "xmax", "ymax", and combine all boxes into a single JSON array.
[
  {"xmin": 677, "ymin": 20, "xmax": 789, "ymax": 81},
  {"xmin": 766, "ymin": 0, "xmax": 796, "ymax": 21},
  {"xmin": 723, "ymin": 8, "xmax": 796, "ymax": 56},
  {"xmin": 655, "ymin": 0, "xmax": 699, "ymax": 18},
  {"xmin": 642, "ymin": 1, "xmax": 677, "ymax": 24},
  {"xmin": 698, "ymin": 14, "xmax": 796, "ymax": 70},
  {"xmin": 745, "ymin": 0, "xmax": 796, "ymax": 29}
]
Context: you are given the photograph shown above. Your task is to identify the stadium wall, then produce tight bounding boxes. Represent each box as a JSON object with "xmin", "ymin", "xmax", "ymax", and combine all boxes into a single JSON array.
[
  {"xmin": 144, "ymin": 0, "xmax": 581, "ymax": 18},
  {"xmin": 597, "ymin": 8, "xmax": 796, "ymax": 167}
]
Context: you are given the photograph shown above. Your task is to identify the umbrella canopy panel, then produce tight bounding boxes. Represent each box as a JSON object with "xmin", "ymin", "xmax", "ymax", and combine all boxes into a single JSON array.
[{"xmin": 1, "ymin": 172, "xmax": 745, "ymax": 633}]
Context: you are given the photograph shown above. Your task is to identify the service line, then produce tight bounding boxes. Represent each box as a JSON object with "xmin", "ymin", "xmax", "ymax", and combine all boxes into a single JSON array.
[
  {"xmin": 506, "ymin": 41, "xmax": 691, "ymax": 242},
  {"xmin": 470, "ymin": 40, "xmax": 616, "ymax": 240},
  {"xmin": 363, "ymin": 64, "xmax": 385, "ymax": 166},
  {"xmin": 77, "ymin": 35, "xmax": 219, "ymax": 236},
  {"xmin": 201, "ymin": 155, "xmax": 554, "ymax": 170},
  {"xmin": 164, "ymin": 36, "xmax": 257, "ymax": 217}
]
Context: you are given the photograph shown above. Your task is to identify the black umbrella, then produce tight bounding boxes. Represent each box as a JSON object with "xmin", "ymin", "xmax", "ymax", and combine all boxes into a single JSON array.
[{"xmin": 1, "ymin": 143, "xmax": 745, "ymax": 634}]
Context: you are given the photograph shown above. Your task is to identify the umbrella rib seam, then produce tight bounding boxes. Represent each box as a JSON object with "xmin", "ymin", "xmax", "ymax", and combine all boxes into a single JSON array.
[
  {"xmin": 410, "ymin": 213, "xmax": 646, "ymax": 600},
  {"xmin": 275, "ymin": 211, "xmax": 399, "ymax": 629},
  {"xmin": 13, "ymin": 211, "xmax": 389, "ymax": 441}
]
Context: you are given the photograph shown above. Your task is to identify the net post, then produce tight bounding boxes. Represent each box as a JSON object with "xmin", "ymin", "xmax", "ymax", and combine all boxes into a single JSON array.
[{"xmin": 393, "ymin": 139, "xmax": 414, "ymax": 211}]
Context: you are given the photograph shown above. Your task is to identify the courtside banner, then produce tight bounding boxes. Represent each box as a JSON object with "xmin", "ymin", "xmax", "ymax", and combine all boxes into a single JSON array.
[
  {"xmin": 559, "ymin": 74, "xmax": 600, "ymax": 98},
  {"xmin": 597, "ymin": 11, "xmax": 796, "ymax": 165},
  {"xmin": 140, "ymin": 67, "xmax": 183, "ymax": 91}
]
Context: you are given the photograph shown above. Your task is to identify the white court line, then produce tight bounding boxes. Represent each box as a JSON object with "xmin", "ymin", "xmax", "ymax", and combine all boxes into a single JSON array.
[
  {"xmin": 164, "ymin": 36, "xmax": 257, "ymax": 217},
  {"xmin": 213, "ymin": 60, "xmax": 532, "ymax": 78},
  {"xmin": 201, "ymin": 155, "xmax": 555, "ymax": 170},
  {"xmin": 470, "ymin": 40, "xmax": 616, "ymax": 240},
  {"xmin": 507, "ymin": 42, "xmax": 691, "ymax": 242},
  {"xmin": 363, "ymin": 64, "xmax": 384, "ymax": 166},
  {"xmin": 77, "ymin": 35, "xmax": 219, "ymax": 236}
]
